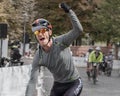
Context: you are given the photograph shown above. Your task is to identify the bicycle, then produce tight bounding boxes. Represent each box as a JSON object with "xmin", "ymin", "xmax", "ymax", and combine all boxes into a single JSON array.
[
  {"xmin": 87, "ymin": 62, "xmax": 99, "ymax": 84},
  {"xmin": 105, "ymin": 60, "xmax": 113, "ymax": 76},
  {"xmin": 8, "ymin": 59, "xmax": 24, "ymax": 67},
  {"xmin": 0, "ymin": 57, "xmax": 24, "ymax": 67},
  {"xmin": 91, "ymin": 62, "xmax": 99, "ymax": 84}
]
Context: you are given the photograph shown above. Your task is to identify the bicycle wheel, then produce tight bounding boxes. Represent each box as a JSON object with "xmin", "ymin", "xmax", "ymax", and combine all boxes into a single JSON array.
[{"xmin": 92, "ymin": 67, "xmax": 97, "ymax": 84}]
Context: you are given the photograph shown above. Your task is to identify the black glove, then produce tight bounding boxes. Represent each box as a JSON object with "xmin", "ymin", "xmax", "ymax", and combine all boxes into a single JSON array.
[{"xmin": 59, "ymin": 2, "xmax": 71, "ymax": 13}]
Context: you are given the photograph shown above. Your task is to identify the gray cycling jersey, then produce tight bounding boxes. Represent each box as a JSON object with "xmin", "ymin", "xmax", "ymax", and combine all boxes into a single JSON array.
[{"xmin": 25, "ymin": 10, "xmax": 83, "ymax": 96}]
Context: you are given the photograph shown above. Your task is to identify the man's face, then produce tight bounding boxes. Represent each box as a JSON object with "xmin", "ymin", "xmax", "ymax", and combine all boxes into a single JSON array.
[
  {"xmin": 96, "ymin": 50, "xmax": 100, "ymax": 53},
  {"xmin": 35, "ymin": 28, "xmax": 52, "ymax": 47}
]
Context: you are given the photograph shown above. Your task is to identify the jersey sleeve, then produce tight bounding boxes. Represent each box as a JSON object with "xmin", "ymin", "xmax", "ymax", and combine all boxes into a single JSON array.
[{"xmin": 56, "ymin": 10, "xmax": 83, "ymax": 47}]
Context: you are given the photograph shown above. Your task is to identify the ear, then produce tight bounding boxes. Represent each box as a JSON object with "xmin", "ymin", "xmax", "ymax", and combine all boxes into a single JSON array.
[{"xmin": 49, "ymin": 29, "xmax": 52, "ymax": 36}]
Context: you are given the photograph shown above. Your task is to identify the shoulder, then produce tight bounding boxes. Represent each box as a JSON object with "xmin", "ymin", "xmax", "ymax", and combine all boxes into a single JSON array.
[
  {"xmin": 54, "ymin": 37, "xmax": 68, "ymax": 48},
  {"xmin": 91, "ymin": 51, "xmax": 95, "ymax": 54},
  {"xmin": 99, "ymin": 52, "xmax": 103, "ymax": 55}
]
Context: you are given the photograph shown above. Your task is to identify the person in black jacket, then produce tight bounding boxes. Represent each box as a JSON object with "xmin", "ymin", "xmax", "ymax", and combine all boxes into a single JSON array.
[{"xmin": 10, "ymin": 45, "xmax": 21, "ymax": 61}]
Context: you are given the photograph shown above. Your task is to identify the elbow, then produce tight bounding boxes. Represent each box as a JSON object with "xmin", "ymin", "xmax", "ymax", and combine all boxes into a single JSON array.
[
  {"xmin": 76, "ymin": 19, "xmax": 84, "ymax": 33},
  {"xmin": 74, "ymin": 22, "xmax": 83, "ymax": 33},
  {"xmin": 78, "ymin": 24, "xmax": 83, "ymax": 32},
  {"xmin": 81, "ymin": 25, "xmax": 83, "ymax": 32},
  {"xmin": 74, "ymin": 26, "xmax": 83, "ymax": 34},
  {"xmin": 80, "ymin": 27, "xmax": 83, "ymax": 33}
]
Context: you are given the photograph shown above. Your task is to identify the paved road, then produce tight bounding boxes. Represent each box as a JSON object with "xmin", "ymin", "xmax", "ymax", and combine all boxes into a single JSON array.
[
  {"xmin": 22, "ymin": 57, "xmax": 120, "ymax": 96},
  {"xmin": 43, "ymin": 67, "xmax": 120, "ymax": 96}
]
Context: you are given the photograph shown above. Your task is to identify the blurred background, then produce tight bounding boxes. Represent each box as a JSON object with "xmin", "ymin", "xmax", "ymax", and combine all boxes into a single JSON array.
[{"xmin": 0, "ymin": 0, "xmax": 120, "ymax": 59}]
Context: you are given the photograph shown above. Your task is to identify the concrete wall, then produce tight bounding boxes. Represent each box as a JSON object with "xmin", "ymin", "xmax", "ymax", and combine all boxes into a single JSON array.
[{"xmin": 0, "ymin": 65, "xmax": 31, "ymax": 96}]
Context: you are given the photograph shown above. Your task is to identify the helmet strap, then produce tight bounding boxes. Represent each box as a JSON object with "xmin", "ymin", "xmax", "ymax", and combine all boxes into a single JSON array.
[{"xmin": 45, "ymin": 33, "xmax": 52, "ymax": 46}]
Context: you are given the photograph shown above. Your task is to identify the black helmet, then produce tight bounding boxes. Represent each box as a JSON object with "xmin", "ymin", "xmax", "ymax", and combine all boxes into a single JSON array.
[
  {"xmin": 88, "ymin": 47, "xmax": 93, "ymax": 53},
  {"xmin": 95, "ymin": 46, "xmax": 101, "ymax": 51},
  {"xmin": 32, "ymin": 18, "xmax": 52, "ymax": 32}
]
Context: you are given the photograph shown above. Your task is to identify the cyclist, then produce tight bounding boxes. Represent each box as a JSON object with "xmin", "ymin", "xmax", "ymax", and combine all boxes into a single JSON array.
[
  {"xmin": 105, "ymin": 50, "xmax": 114, "ymax": 75},
  {"xmin": 88, "ymin": 46, "xmax": 103, "ymax": 81},
  {"xmin": 85, "ymin": 47, "xmax": 93, "ymax": 80},
  {"xmin": 25, "ymin": 2, "xmax": 83, "ymax": 96},
  {"xmin": 106, "ymin": 50, "xmax": 114, "ymax": 63},
  {"xmin": 101, "ymin": 52, "xmax": 107, "ymax": 73}
]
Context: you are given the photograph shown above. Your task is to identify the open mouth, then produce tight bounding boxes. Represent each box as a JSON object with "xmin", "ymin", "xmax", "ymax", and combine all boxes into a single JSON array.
[{"xmin": 40, "ymin": 37, "xmax": 45, "ymax": 41}]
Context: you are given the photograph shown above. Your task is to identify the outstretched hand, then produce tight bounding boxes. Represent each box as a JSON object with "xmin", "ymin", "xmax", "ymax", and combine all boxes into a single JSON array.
[{"xmin": 59, "ymin": 2, "xmax": 71, "ymax": 13}]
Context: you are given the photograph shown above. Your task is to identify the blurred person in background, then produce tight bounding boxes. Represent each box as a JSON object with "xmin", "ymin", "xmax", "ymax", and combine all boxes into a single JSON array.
[
  {"xmin": 104, "ymin": 50, "xmax": 114, "ymax": 76},
  {"xmin": 85, "ymin": 47, "xmax": 93, "ymax": 80},
  {"xmin": 88, "ymin": 46, "xmax": 103, "ymax": 81}
]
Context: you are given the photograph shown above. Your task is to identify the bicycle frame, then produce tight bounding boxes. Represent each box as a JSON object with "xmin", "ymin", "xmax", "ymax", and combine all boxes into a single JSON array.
[{"xmin": 106, "ymin": 60, "xmax": 113, "ymax": 76}]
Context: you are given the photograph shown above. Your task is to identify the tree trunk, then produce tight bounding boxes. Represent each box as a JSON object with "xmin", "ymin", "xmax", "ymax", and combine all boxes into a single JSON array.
[{"xmin": 115, "ymin": 44, "xmax": 118, "ymax": 60}]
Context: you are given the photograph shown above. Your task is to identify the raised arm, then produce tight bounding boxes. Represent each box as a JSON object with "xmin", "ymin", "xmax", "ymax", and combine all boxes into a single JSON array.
[{"xmin": 57, "ymin": 3, "xmax": 83, "ymax": 46}]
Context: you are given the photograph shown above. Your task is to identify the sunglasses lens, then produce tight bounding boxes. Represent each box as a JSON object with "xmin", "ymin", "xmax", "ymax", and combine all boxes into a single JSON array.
[
  {"xmin": 34, "ymin": 31, "xmax": 39, "ymax": 35},
  {"xmin": 34, "ymin": 29, "xmax": 47, "ymax": 35}
]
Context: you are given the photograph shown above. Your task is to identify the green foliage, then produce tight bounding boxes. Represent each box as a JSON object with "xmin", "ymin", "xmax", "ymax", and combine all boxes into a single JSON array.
[
  {"xmin": 3, "ymin": 0, "xmax": 118, "ymax": 45},
  {"xmin": 32, "ymin": 0, "xmax": 97, "ymax": 44},
  {"xmin": 91, "ymin": 0, "xmax": 120, "ymax": 43}
]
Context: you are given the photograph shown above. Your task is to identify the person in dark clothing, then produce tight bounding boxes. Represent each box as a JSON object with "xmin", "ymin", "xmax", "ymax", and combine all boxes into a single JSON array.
[
  {"xmin": 10, "ymin": 45, "xmax": 21, "ymax": 61},
  {"xmin": 10, "ymin": 45, "xmax": 23, "ymax": 66}
]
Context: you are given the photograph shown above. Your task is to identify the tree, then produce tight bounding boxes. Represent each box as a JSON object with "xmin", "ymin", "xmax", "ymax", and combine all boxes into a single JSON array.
[
  {"xmin": 33, "ymin": 0, "xmax": 102, "ymax": 45},
  {"xmin": 91, "ymin": 0, "xmax": 120, "ymax": 46}
]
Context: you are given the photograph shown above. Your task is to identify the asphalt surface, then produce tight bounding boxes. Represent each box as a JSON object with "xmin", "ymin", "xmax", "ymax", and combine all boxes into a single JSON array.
[
  {"xmin": 43, "ymin": 67, "xmax": 120, "ymax": 96},
  {"xmin": 22, "ymin": 57, "xmax": 120, "ymax": 96}
]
